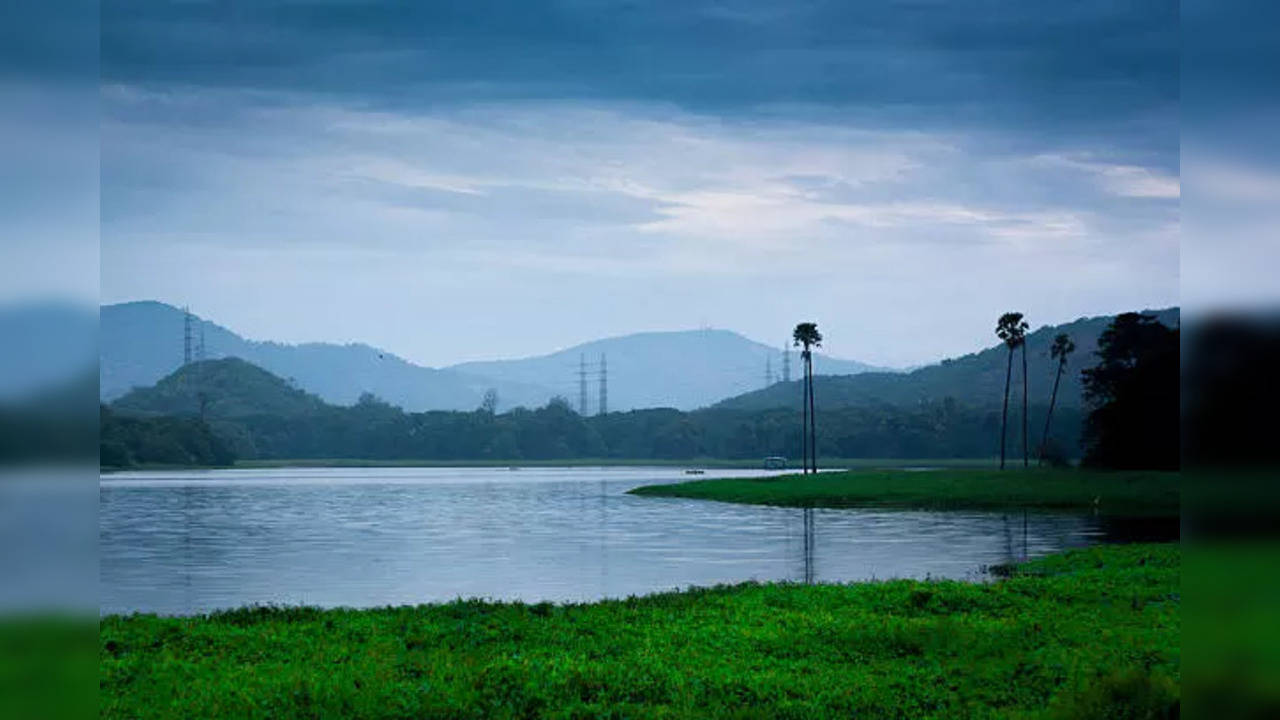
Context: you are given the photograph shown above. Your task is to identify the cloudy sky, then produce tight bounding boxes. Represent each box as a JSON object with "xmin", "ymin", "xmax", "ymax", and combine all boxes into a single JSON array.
[{"xmin": 97, "ymin": 1, "xmax": 1181, "ymax": 368}]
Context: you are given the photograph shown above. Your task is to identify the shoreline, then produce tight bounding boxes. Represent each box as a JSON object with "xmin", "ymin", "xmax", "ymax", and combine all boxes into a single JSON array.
[
  {"xmin": 629, "ymin": 467, "xmax": 1181, "ymax": 518},
  {"xmin": 100, "ymin": 543, "xmax": 1180, "ymax": 718},
  {"xmin": 101, "ymin": 457, "xmax": 1002, "ymax": 473}
]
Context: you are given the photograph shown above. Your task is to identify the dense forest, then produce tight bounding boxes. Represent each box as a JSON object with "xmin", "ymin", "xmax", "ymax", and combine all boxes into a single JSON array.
[
  {"xmin": 104, "ymin": 357, "xmax": 1081, "ymax": 466},
  {"xmin": 100, "ymin": 406, "xmax": 236, "ymax": 469}
]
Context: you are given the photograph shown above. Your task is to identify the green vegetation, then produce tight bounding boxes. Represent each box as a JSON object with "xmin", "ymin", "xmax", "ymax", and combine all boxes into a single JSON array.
[
  {"xmin": 113, "ymin": 357, "xmax": 328, "ymax": 419},
  {"xmin": 101, "ymin": 543, "xmax": 1179, "ymax": 719},
  {"xmin": 1081, "ymin": 312, "xmax": 1179, "ymax": 470},
  {"xmin": 107, "ymin": 359, "xmax": 1083, "ymax": 465},
  {"xmin": 100, "ymin": 405, "xmax": 235, "ymax": 469},
  {"xmin": 718, "ymin": 309, "xmax": 1178, "ymax": 413},
  {"xmin": 629, "ymin": 468, "xmax": 1180, "ymax": 517},
  {"xmin": 1, "ymin": 616, "xmax": 97, "ymax": 720}
]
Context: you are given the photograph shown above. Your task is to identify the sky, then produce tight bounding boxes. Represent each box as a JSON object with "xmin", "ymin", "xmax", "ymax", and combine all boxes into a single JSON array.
[{"xmin": 92, "ymin": 0, "xmax": 1184, "ymax": 369}]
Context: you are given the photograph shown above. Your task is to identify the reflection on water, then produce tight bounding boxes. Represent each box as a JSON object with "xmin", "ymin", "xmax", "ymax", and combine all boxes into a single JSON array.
[{"xmin": 100, "ymin": 467, "xmax": 1160, "ymax": 615}]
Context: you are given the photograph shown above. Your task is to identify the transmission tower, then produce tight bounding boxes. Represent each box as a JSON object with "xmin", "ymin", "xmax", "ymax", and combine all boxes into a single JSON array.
[
  {"xmin": 765, "ymin": 355, "xmax": 773, "ymax": 388},
  {"xmin": 183, "ymin": 306, "xmax": 193, "ymax": 366},
  {"xmin": 578, "ymin": 354, "xmax": 588, "ymax": 415},
  {"xmin": 782, "ymin": 344, "xmax": 791, "ymax": 382},
  {"xmin": 597, "ymin": 353, "xmax": 608, "ymax": 416}
]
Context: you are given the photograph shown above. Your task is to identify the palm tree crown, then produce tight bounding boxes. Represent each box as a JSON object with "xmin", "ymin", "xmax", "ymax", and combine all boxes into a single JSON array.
[
  {"xmin": 792, "ymin": 323, "xmax": 823, "ymax": 356},
  {"xmin": 996, "ymin": 312, "xmax": 1029, "ymax": 349},
  {"xmin": 1050, "ymin": 333, "xmax": 1076, "ymax": 363}
]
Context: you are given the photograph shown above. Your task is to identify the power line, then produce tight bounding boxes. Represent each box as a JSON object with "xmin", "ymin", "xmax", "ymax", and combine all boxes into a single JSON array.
[
  {"xmin": 182, "ymin": 306, "xmax": 193, "ymax": 366},
  {"xmin": 598, "ymin": 353, "xmax": 608, "ymax": 416},
  {"xmin": 578, "ymin": 354, "xmax": 588, "ymax": 416}
]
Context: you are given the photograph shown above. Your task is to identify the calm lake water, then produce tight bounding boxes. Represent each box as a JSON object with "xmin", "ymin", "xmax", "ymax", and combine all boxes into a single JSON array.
[{"xmin": 101, "ymin": 466, "xmax": 1128, "ymax": 615}]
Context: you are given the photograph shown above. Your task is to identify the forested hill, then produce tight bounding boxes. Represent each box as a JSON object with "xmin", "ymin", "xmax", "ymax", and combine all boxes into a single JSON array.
[
  {"xmin": 108, "ymin": 357, "xmax": 1081, "ymax": 463},
  {"xmin": 716, "ymin": 308, "xmax": 1179, "ymax": 412},
  {"xmin": 113, "ymin": 358, "xmax": 328, "ymax": 419},
  {"xmin": 101, "ymin": 301, "xmax": 552, "ymax": 411}
]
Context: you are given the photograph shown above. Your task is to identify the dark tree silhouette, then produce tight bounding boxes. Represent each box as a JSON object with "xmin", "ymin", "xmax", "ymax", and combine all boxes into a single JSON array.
[
  {"xmin": 995, "ymin": 312, "xmax": 1028, "ymax": 470},
  {"xmin": 1081, "ymin": 313, "xmax": 1179, "ymax": 469},
  {"xmin": 792, "ymin": 323, "xmax": 823, "ymax": 474},
  {"xmin": 1039, "ymin": 333, "xmax": 1075, "ymax": 463},
  {"xmin": 1021, "ymin": 322, "xmax": 1030, "ymax": 467}
]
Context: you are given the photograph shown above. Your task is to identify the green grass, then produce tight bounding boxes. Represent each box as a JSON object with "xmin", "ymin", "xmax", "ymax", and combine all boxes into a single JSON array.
[
  {"xmin": 629, "ymin": 468, "xmax": 1180, "ymax": 517},
  {"xmin": 101, "ymin": 543, "xmax": 1179, "ymax": 719}
]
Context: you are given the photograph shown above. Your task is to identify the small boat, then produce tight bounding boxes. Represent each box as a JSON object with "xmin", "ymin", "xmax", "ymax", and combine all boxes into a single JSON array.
[{"xmin": 684, "ymin": 469, "xmax": 705, "ymax": 475}]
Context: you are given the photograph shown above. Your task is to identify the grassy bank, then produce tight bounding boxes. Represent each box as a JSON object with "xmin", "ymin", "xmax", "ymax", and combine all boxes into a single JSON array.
[
  {"xmin": 629, "ymin": 468, "xmax": 1181, "ymax": 517},
  {"xmin": 101, "ymin": 543, "xmax": 1179, "ymax": 719}
]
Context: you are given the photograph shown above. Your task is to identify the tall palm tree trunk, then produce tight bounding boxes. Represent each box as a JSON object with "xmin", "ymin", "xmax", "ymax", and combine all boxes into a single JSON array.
[
  {"xmin": 800, "ymin": 367, "xmax": 809, "ymax": 474},
  {"xmin": 1040, "ymin": 361, "xmax": 1064, "ymax": 463},
  {"xmin": 1021, "ymin": 342, "xmax": 1028, "ymax": 467},
  {"xmin": 807, "ymin": 356, "xmax": 816, "ymax": 473},
  {"xmin": 1000, "ymin": 347, "xmax": 1012, "ymax": 470}
]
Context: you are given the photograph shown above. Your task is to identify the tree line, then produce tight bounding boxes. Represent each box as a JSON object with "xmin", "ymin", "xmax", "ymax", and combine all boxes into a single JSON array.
[
  {"xmin": 100, "ymin": 311, "xmax": 1175, "ymax": 469},
  {"xmin": 988, "ymin": 310, "xmax": 1176, "ymax": 471},
  {"xmin": 102, "ymin": 392, "xmax": 1082, "ymax": 467}
]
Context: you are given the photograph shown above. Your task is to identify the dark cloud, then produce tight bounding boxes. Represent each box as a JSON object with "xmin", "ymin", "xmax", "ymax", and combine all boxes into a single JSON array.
[
  {"xmin": 93, "ymin": 2, "xmax": 1183, "ymax": 367},
  {"xmin": 102, "ymin": 1, "xmax": 1177, "ymax": 152},
  {"xmin": 1, "ymin": 1, "xmax": 97, "ymax": 83}
]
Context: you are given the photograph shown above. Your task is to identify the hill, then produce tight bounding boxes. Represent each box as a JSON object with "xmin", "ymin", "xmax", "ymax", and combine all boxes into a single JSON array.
[
  {"xmin": 448, "ymin": 328, "xmax": 889, "ymax": 412},
  {"xmin": 101, "ymin": 302, "xmax": 887, "ymax": 412},
  {"xmin": 100, "ymin": 301, "xmax": 555, "ymax": 411},
  {"xmin": 716, "ymin": 309, "xmax": 1179, "ymax": 411},
  {"xmin": 111, "ymin": 358, "xmax": 330, "ymax": 419}
]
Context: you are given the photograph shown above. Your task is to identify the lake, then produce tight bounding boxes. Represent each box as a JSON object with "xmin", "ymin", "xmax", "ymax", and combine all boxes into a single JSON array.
[{"xmin": 101, "ymin": 466, "xmax": 1125, "ymax": 615}]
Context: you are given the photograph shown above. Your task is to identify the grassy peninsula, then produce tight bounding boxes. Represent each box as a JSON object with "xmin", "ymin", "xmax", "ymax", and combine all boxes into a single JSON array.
[{"xmin": 628, "ymin": 468, "xmax": 1181, "ymax": 517}]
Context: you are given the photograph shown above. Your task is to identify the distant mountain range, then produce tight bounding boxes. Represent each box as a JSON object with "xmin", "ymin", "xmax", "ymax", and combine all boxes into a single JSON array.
[
  {"xmin": 717, "ymin": 308, "xmax": 1180, "ymax": 412},
  {"xmin": 100, "ymin": 301, "xmax": 888, "ymax": 412},
  {"xmin": 449, "ymin": 328, "xmax": 885, "ymax": 412},
  {"xmin": 100, "ymin": 301, "xmax": 546, "ymax": 411}
]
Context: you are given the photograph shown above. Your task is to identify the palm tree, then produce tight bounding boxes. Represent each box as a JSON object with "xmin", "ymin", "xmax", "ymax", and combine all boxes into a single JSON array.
[
  {"xmin": 995, "ymin": 312, "xmax": 1028, "ymax": 470},
  {"xmin": 792, "ymin": 323, "xmax": 823, "ymax": 474},
  {"xmin": 1039, "ymin": 333, "xmax": 1075, "ymax": 463},
  {"xmin": 1021, "ymin": 320, "xmax": 1030, "ymax": 468}
]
